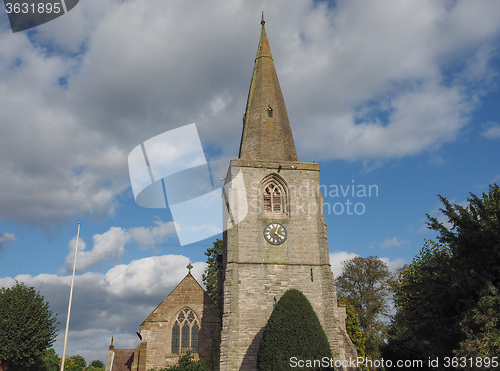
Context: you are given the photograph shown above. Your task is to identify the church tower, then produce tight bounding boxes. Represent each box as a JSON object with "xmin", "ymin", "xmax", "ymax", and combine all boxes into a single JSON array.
[{"xmin": 220, "ymin": 17, "xmax": 357, "ymax": 370}]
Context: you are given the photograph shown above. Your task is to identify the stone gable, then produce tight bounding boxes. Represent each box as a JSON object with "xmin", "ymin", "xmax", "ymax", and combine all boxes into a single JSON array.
[
  {"xmin": 136, "ymin": 273, "xmax": 220, "ymax": 371},
  {"xmin": 106, "ymin": 273, "xmax": 220, "ymax": 371}
]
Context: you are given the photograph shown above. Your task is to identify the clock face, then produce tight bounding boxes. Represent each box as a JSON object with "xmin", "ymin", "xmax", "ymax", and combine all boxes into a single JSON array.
[{"xmin": 263, "ymin": 222, "xmax": 287, "ymax": 245}]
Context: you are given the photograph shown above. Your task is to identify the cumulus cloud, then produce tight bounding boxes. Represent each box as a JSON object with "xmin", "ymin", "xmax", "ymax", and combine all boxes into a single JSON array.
[
  {"xmin": 62, "ymin": 228, "xmax": 129, "ymax": 274},
  {"xmin": 104, "ymin": 255, "xmax": 206, "ymax": 299},
  {"xmin": 286, "ymin": 0, "xmax": 500, "ymax": 161},
  {"xmin": 129, "ymin": 220, "xmax": 177, "ymax": 249},
  {"xmin": 0, "ymin": 254, "xmax": 206, "ymax": 362},
  {"xmin": 379, "ymin": 237, "xmax": 410, "ymax": 250},
  {"xmin": 62, "ymin": 221, "xmax": 177, "ymax": 273},
  {"xmin": 330, "ymin": 251, "xmax": 359, "ymax": 277},
  {"xmin": 0, "ymin": 232, "xmax": 17, "ymax": 252},
  {"xmin": 482, "ymin": 121, "xmax": 500, "ymax": 139},
  {"xmin": 380, "ymin": 257, "xmax": 407, "ymax": 273},
  {"xmin": 1, "ymin": 0, "xmax": 500, "ymax": 226}
]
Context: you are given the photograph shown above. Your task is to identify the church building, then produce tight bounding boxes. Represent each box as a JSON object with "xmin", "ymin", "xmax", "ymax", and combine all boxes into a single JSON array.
[{"xmin": 105, "ymin": 17, "xmax": 357, "ymax": 371}]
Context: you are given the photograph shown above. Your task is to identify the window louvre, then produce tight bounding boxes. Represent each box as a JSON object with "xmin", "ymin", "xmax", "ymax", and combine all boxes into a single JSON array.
[{"xmin": 263, "ymin": 179, "xmax": 287, "ymax": 214}]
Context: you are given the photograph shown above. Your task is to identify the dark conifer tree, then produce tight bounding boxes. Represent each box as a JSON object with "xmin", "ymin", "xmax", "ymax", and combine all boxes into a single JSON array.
[{"xmin": 257, "ymin": 289, "xmax": 333, "ymax": 371}]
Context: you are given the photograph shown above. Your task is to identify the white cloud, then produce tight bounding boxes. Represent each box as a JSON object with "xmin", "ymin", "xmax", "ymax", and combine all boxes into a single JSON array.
[
  {"xmin": 482, "ymin": 121, "xmax": 500, "ymax": 139},
  {"xmin": 379, "ymin": 237, "xmax": 410, "ymax": 250},
  {"xmin": 105, "ymin": 255, "xmax": 206, "ymax": 298},
  {"xmin": 380, "ymin": 257, "xmax": 407, "ymax": 273},
  {"xmin": 62, "ymin": 227, "xmax": 130, "ymax": 274},
  {"xmin": 129, "ymin": 220, "xmax": 177, "ymax": 249},
  {"xmin": 61, "ymin": 222, "xmax": 178, "ymax": 273},
  {"xmin": 282, "ymin": 1, "xmax": 500, "ymax": 161},
  {"xmin": 0, "ymin": 232, "xmax": 17, "ymax": 251},
  {"xmin": 329, "ymin": 251, "xmax": 359, "ymax": 278},
  {"xmin": 1, "ymin": 0, "xmax": 500, "ymax": 226},
  {"xmin": 0, "ymin": 254, "xmax": 206, "ymax": 363}
]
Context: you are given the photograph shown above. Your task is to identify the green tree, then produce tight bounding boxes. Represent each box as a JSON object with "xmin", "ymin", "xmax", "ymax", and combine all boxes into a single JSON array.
[
  {"xmin": 455, "ymin": 282, "xmax": 500, "ymax": 360},
  {"xmin": 88, "ymin": 360, "xmax": 104, "ymax": 368},
  {"xmin": 338, "ymin": 297, "xmax": 367, "ymax": 371},
  {"xmin": 427, "ymin": 184, "xmax": 500, "ymax": 289},
  {"xmin": 385, "ymin": 240, "xmax": 458, "ymax": 362},
  {"xmin": 64, "ymin": 354, "xmax": 86, "ymax": 371},
  {"xmin": 153, "ymin": 351, "xmax": 209, "ymax": 371},
  {"xmin": 385, "ymin": 184, "xmax": 500, "ymax": 365},
  {"xmin": 257, "ymin": 289, "xmax": 333, "ymax": 371},
  {"xmin": 335, "ymin": 256, "xmax": 393, "ymax": 359},
  {"xmin": 202, "ymin": 238, "xmax": 223, "ymax": 304},
  {"xmin": 85, "ymin": 360, "xmax": 105, "ymax": 371},
  {"xmin": 0, "ymin": 281, "xmax": 58, "ymax": 371},
  {"xmin": 42, "ymin": 348, "xmax": 61, "ymax": 371}
]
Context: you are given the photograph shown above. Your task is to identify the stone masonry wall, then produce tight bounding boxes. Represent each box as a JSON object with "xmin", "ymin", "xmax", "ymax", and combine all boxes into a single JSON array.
[
  {"xmin": 220, "ymin": 159, "xmax": 357, "ymax": 370},
  {"xmin": 138, "ymin": 274, "xmax": 220, "ymax": 371}
]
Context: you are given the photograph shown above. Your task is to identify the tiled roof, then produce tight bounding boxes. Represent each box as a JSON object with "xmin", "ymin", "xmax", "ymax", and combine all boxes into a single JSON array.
[{"xmin": 110, "ymin": 349, "xmax": 134, "ymax": 371}]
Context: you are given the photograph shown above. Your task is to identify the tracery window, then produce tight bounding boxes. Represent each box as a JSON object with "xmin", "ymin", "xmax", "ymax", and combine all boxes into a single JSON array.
[
  {"xmin": 262, "ymin": 176, "xmax": 288, "ymax": 215},
  {"xmin": 171, "ymin": 308, "xmax": 200, "ymax": 354}
]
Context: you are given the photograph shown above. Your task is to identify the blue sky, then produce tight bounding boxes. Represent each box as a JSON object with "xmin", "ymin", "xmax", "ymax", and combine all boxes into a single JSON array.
[{"xmin": 1, "ymin": 0, "xmax": 500, "ymax": 363}]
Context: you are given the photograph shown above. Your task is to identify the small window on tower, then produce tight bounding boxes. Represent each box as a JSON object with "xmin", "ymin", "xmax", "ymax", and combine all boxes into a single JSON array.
[
  {"xmin": 267, "ymin": 105, "xmax": 273, "ymax": 118},
  {"xmin": 264, "ymin": 183, "xmax": 282, "ymax": 213},
  {"xmin": 262, "ymin": 178, "xmax": 287, "ymax": 215}
]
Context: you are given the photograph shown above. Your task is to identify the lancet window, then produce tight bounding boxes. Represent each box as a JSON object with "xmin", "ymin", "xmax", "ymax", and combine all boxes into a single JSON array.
[
  {"xmin": 262, "ymin": 176, "xmax": 288, "ymax": 215},
  {"xmin": 171, "ymin": 308, "xmax": 200, "ymax": 354}
]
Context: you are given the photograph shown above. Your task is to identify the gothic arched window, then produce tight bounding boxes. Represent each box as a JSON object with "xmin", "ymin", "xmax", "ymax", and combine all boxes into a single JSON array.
[
  {"xmin": 171, "ymin": 308, "xmax": 200, "ymax": 354},
  {"xmin": 262, "ymin": 176, "xmax": 288, "ymax": 215}
]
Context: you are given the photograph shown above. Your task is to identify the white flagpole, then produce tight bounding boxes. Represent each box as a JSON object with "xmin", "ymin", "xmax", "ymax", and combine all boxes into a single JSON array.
[{"xmin": 60, "ymin": 222, "xmax": 81, "ymax": 371}]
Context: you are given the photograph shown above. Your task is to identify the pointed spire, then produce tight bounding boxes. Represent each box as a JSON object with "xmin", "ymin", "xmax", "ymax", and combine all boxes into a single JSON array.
[{"xmin": 238, "ymin": 16, "xmax": 298, "ymax": 162}]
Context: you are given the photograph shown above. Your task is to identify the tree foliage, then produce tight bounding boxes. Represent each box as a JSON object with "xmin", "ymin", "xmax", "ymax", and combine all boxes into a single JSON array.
[
  {"xmin": 338, "ymin": 297, "xmax": 367, "ymax": 371},
  {"xmin": 0, "ymin": 281, "xmax": 58, "ymax": 371},
  {"xmin": 87, "ymin": 360, "xmax": 105, "ymax": 369},
  {"xmin": 335, "ymin": 256, "xmax": 393, "ymax": 359},
  {"xmin": 385, "ymin": 184, "xmax": 500, "ymax": 365},
  {"xmin": 386, "ymin": 240, "xmax": 458, "ymax": 361},
  {"xmin": 427, "ymin": 184, "xmax": 500, "ymax": 289},
  {"xmin": 40, "ymin": 350, "xmax": 104, "ymax": 371},
  {"xmin": 153, "ymin": 351, "xmax": 209, "ymax": 371},
  {"xmin": 257, "ymin": 289, "xmax": 333, "ymax": 371},
  {"xmin": 42, "ymin": 348, "xmax": 61, "ymax": 371},
  {"xmin": 455, "ymin": 282, "xmax": 500, "ymax": 359},
  {"xmin": 202, "ymin": 238, "xmax": 223, "ymax": 304},
  {"xmin": 63, "ymin": 354, "xmax": 87, "ymax": 371}
]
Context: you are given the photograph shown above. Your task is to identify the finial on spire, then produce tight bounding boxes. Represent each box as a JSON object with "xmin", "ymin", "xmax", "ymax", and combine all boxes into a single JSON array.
[
  {"xmin": 187, "ymin": 263, "xmax": 193, "ymax": 274},
  {"xmin": 261, "ymin": 10, "xmax": 265, "ymax": 25}
]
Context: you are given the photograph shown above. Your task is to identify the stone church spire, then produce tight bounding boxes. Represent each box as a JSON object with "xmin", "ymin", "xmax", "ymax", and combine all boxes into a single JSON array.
[{"xmin": 238, "ymin": 16, "xmax": 298, "ymax": 162}]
